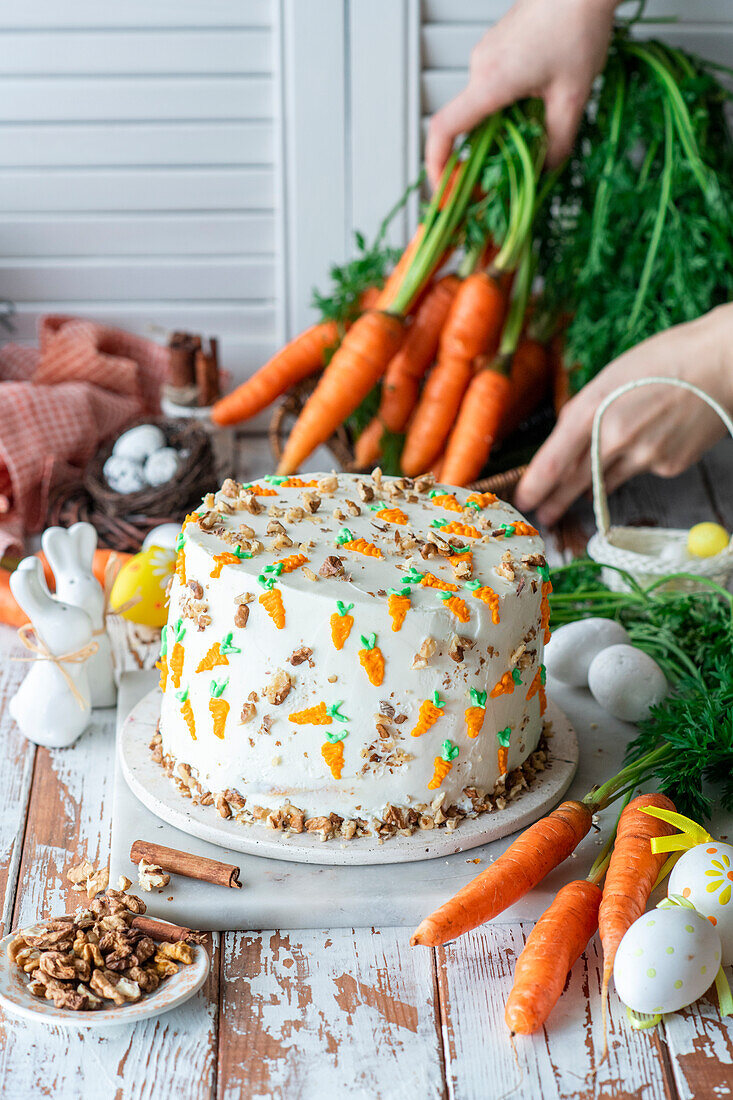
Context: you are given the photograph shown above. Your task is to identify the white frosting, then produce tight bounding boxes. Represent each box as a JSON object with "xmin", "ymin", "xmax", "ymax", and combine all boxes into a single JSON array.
[{"xmin": 159, "ymin": 473, "xmax": 549, "ymax": 824}]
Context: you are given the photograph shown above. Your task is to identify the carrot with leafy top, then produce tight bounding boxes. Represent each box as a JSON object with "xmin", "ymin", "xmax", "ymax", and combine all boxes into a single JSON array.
[
  {"xmin": 411, "ymin": 799, "xmax": 593, "ymax": 946},
  {"xmin": 157, "ymin": 630, "xmax": 169, "ymax": 692},
  {"xmin": 209, "ymin": 679, "xmax": 230, "ymax": 740},
  {"xmin": 259, "ymin": 586, "xmax": 285, "ymax": 629},
  {"xmin": 388, "ymin": 588, "xmax": 411, "ymax": 631},
  {"xmin": 176, "ymin": 688, "xmax": 196, "ymax": 741},
  {"xmin": 411, "ymin": 692, "xmax": 445, "ymax": 738},
  {"xmin": 321, "ymin": 739, "xmax": 345, "ymax": 779},
  {"xmin": 496, "ymin": 726, "xmax": 511, "ymax": 776},
  {"xmin": 464, "ymin": 689, "xmax": 487, "ymax": 739},
  {"xmin": 428, "ymin": 740, "xmax": 459, "ymax": 790},
  {"xmin": 169, "ymin": 620, "xmax": 186, "ymax": 688},
  {"xmin": 358, "ymin": 633, "xmax": 385, "ymax": 686},
  {"xmin": 330, "ymin": 601, "xmax": 354, "ymax": 649},
  {"xmin": 289, "ymin": 700, "xmax": 348, "ymax": 725}
]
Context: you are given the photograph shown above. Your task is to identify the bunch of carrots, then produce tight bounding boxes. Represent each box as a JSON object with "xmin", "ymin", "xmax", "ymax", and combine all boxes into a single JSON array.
[{"xmin": 212, "ymin": 108, "xmax": 559, "ymax": 485}]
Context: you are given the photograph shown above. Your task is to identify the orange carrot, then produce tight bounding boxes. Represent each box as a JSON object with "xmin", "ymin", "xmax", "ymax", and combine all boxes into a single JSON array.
[
  {"xmin": 410, "ymin": 800, "xmax": 593, "ymax": 946},
  {"xmin": 429, "ymin": 491, "xmax": 463, "ymax": 513},
  {"xmin": 401, "ymin": 272, "xmax": 505, "ymax": 476},
  {"xmin": 505, "ymin": 880, "xmax": 602, "ymax": 1034},
  {"xmin": 496, "ymin": 725, "xmax": 511, "ymax": 776},
  {"xmin": 354, "ymin": 417, "xmax": 385, "ymax": 469},
  {"xmin": 277, "ymin": 310, "xmax": 403, "ymax": 474},
  {"xmin": 526, "ymin": 665, "xmax": 546, "ymax": 701},
  {"xmin": 275, "ymin": 553, "xmax": 309, "ymax": 574},
  {"xmin": 432, "ymin": 520, "xmax": 480, "ymax": 539},
  {"xmin": 420, "ymin": 572, "xmax": 459, "ymax": 592},
  {"xmin": 464, "ymin": 581, "xmax": 500, "ymax": 624},
  {"xmin": 598, "ymin": 793, "xmax": 677, "ymax": 1006},
  {"xmin": 440, "ymin": 365, "xmax": 513, "ymax": 486},
  {"xmin": 449, "ymin": 550, "xmax": 473, "ymax": 579},
  {"xmin": 209, "ymin": 679, "xmax": 230, "ymax": 739},
  {"xmin": 464, "ymin": 689, "xmax": 487, "ymax": 739},
  {"xmin": 176, "ymin": 688, "xmax": 196, "ymax": 741},
  {"xmin": 428, "ymin": 740, "xmax": 459, "ymax": 790},
  {"xmin": 175, "ymin": 546, "xmax": 186, "ymax": 585},
  {"xmin": 211, "ymin": 320, "xmax": 340, "ymax": 426},
  {"xmin": 259, "ymin": 586, "xmax": 285, "ymax": 629},
  {"xmin": 195, "ymin": 632, "xmax": 239, "ymax": 673},
  {"xmin": 375, "ymin": 507, "xmax": 407, "ymax": 525},
  {"xmin": 411, "ymin": 692, "xmax": 445, "ymax": 738},
  {"xmin": 168, "ymin": 620, "xmax": 186, "ymax": 689},
  {"xmin": 156, "ymin": 629, "xmax": 169, "ymax": 692},
  {"xmin": 330, "ymin": 601, "xmax": 354, "ymax": 650},
  {"xmin": 358, "ymin": 633, "xmax": 385, "ymax": 686},
  {"xmin": 387, "ymin": 589, "xmax": 411, "ymax": 631},
  {"xmin": 490, "ymin": 668, "xmax": 522, "ymax": 698},
  {"xmin": 377, "ymin": 274, "xmax": 461, "ymax": 434},
  {"xmin": 321, "ymin": 739, "xmax": 345, "ymax": 779},
  {"xmin": 465, "ymin": 492, "xmax": 497, "ymax": 508},
  {"xmin": 438, "ymin": 591, "xmax": 470, "ymax": 622},
  {"xmin": 337, "ymin": 534, "xmax": 383, "ymax": 559},
  {"xmin": 500, "ymin": 338, "xmax": 550, "ymax": 440},
  {"xmin": 210, "ymin": 549, "xmax": 249, "ymax": 579},
  {"xmin": 289, "ymin": 700, "xmax": 347, "ymax": 725}
]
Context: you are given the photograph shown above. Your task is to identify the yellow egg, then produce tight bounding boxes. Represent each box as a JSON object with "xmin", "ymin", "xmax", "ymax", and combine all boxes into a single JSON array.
[
  {"xmin": 109, "ymin": 547, "xmax": 175, "ymax": 627},
  {"xmin": 687, "ymin": 522, "xmax": 730, "ymax": 558}
]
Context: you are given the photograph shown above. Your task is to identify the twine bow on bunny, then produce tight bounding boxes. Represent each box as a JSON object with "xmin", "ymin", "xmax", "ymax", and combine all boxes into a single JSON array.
[{"xmin": 13, "ymin": 624, "xmax": 98, "ymax": 709}]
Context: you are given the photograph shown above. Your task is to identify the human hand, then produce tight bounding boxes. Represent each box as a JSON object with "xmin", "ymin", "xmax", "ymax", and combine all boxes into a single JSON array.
[
  {"xmin": 425, "ymin": 0, "xmax": 617, "ymax": 189},
  {"xmin": 514, "ymin": 306, "xmax": 733, "ymax": 527}
]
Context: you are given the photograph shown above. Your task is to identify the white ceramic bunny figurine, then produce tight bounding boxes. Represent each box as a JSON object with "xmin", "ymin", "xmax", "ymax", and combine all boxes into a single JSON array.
[
  {"xmin": 42, "ymin": 522, "xmax": 117, "ymax": 707},
  {"xmin": 9, "ymin": 558, "xmax": 94, "ymax": 748}
]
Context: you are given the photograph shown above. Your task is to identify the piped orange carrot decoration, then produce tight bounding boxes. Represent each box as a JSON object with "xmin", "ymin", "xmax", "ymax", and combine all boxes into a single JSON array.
[
  {"xmin": 209, "ymin": 678, "xmax": 230, "ymax": 740},
  {"xmin": 169, "ymin": 620, "xmax": 186, "ymax": 688},
  {"xmin": 210, "ymin": 319, "xmax": 340, "ymax": 426},
  {"xmin": 496, "ymin": 726, "xmax": 512, "ymax": 776},
  {"xmin": 428, "ymin": 740, "xmax": 459, "ymax": 790},
  {"xmin": 245, "ymin": 483, "xmax": 279, "ymax": 497},
  {"xmin": 335, "ymin": 528, "xmax": 383, "ymax": 558},
  {"xmin": 438, "ymin": 590, "xmax": 470, "ymax": 623},
  {"xmin": 430, "ymin": 519, "xmax": 481, "ymax": 540},
  {"xmin": 429, "ymin": 490, "xmax": 463, "ymax": 513},
  {"xmin": 490, "ymin": 667, "xmax": 522, "ymax": 698},
  {"xmin": 176, "ymin": 687, "xmax": 196, "ymax": 741},
  {"xmin": 156, "ymin": 630, "xmax": 168, "ymax": 692},
  {"xmin": 258, "ymin": 583, "xmax": 285, "ymax": 629},
  {"xmin": 358, "ymin": 633, "xmax": 385, "ymax": 686},
  {"xmin": 526, "ymin": 665, "xmax": 546, "ymax": 701},
  {"xmin": 464, "ymin": 689, "xmax": 487, "ymax": 739},
  {"xmin": 355, "ymin": 273, "xmax": 461, "ymax": 466},
  {"xmin": 276, "ymin": 120, "xmax": 500, "ymax": 473},
  {"xmin": 411, "ymin": 691, "xmax": 445, "ymax": 738},
  {"xmin": 375, "ymin": 507, "xmax": 407, "ymax": 525},
  {"xmin": 182, "ymin": 512, "xmax": 201, "ymax": 530},
  {"xmin": 275, "ymin": 553, "xmax": 309, "ymax": 574},
  {"xmin": 210, "ymin": 546, "xmax": 250, "ymax": 579},
  {"xmin": 448, "ymin": 548, "xmax": 473, "ymax": 579},
  {"xmin": 289, "ymin": 700, "xmax": 348, "ymax": 725},
  {"xmin": 505, "ymin": 878, "xmax": 602, "ymax": 1035},
  {"xmin": 464, "ymin": 579, "xmax": 500, "ymax": 624},
  {"xmin": 195, "ymin": 632, "xmax": 240, "ymax": 673},
  {"xmin": 420, "ymin": 572, "xmax": 458, "ymax": 593},
  {"xmin": 465, "ymin": 492, "xmax": 497, "ymax": 509},
  {"xmin": 330, "ymin": 601, "xmax": 354, "ymax": 649},
  {"xmin": 387, "ymin": 587, "xmax": 411, "ymax": 631},
  {"xmin": 321, "ymin": 729, "xmax": 348, "ymax": 779},
  {"xmin": 598, "ymin": 793, "xmax": 677, "ymax": 1024},
  {"xmin": 410, "ymin": 799, "xmax": 594, "ymax": 946},
  {"xmin": 495, "ymin": 521, "xmax": 538, "ymax": 538}
]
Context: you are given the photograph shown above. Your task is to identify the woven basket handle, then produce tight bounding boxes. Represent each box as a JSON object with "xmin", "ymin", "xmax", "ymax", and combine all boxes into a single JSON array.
[{"xmin": 591, "ymin": 376, "xmax": 733, "ymax": 538}]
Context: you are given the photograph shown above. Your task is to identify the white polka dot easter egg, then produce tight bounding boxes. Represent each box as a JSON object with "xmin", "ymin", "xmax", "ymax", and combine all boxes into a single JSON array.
[
  {"xmin": 109, "ymin": 546, "xmax": 175, "ymax": 628},
  {"xmin": 669, "ymin": 842, "xmax": 733, "ymax": 966},
  {"xmin": 613, "ymin": 905, "xmax": 721, "ymax": 1015}
]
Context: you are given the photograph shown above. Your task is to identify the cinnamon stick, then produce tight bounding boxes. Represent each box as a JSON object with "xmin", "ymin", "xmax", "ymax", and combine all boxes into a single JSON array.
[
  {"xmin": 195, "ymin": 337, "xmax": 220, "ymax": 406},
  {"xmin": 131, "ymin": 915, "xmax": 204, "ymax": 944},
  {"xmin": 130, "ymin": 839, "xmax": 241, "ymax": 889},
  {"xmin": 168, "ymin": 331, "xmax": 200, "ymax": 388}
]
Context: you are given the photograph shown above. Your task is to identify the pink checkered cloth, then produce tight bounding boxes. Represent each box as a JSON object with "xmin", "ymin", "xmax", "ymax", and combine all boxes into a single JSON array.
[{"xmin": 0, "ymin": 315, "xmax": 169, "ymax": 557}]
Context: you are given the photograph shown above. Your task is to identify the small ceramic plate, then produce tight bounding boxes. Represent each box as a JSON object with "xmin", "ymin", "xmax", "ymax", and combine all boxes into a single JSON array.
[{"xmin": 0, "ymin": 928, "xmax": 209, "ymax": 1028}]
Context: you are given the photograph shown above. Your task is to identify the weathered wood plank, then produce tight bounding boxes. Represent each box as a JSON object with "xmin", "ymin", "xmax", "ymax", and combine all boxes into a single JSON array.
[
  {"xmin": 663, "ymin": 980, "xmax": 733, "ymax": 1100},
  {"xmin": 0, "ymin": 644, "xmax": 36, "ymax": 936},
  {"xmin": 218, "ymin": 927, "xmax": 445, "ymax": 1098},
  {"xmin": 435, "ymin": 923, "xmax": 674, "ymax": 1100}
]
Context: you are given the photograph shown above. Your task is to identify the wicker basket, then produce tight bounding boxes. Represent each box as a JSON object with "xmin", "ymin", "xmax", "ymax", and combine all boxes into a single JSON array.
[
  {"xmin": 268, "ymin": 381, "xmax": 527, "ymax": 497},
  {"xmin": 586, "ymin": 377, "xmax": 733, "ymax": 592},
  {"xmin": 49, "ymin": 417, "xmax": 215, "ymax": 552}
]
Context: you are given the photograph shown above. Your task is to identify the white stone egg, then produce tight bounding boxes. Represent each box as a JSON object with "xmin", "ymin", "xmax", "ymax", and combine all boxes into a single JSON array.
[
  {"xmin": 614, "ymin": 905, "xmax": 721, "ymax": 1015},
  {"xmin": 669, "ymin": 842, "xmax": 733, "ymax": 966},
  {"xmin": 143, "ymin": 447, "xmax": 180, "ymax": 487},
  {"xmin": 142, "ymin": 523, "xmax": 183, "ymax": 552},
  {"xmin": 102, "ymin": 454, "xmax": 146, "ymax": 496},
  {"xmin": 588, "ymin": 644, "xmax": 667, "ymax": 722},
  {"xmin": 543, "ymin": 618, "xmax": 630, "ymax": 687},
  {"xmin": 112, "ymin": 424, "xmax": 167, "ymax": 463}
]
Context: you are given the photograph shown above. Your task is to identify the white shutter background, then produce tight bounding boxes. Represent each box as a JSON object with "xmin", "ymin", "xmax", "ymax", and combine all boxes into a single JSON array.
[{"xmin": 2, "ymin": 0, "xmax": 732, "ymax": 379}]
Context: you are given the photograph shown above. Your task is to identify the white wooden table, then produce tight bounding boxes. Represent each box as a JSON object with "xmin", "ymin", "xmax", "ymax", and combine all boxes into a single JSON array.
[{"xmin": 0, "ymin": 433, "xmax": 731, "ymax": 1100}]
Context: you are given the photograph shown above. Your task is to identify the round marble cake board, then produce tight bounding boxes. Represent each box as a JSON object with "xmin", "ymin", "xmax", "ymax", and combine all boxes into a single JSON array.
[{"xmin": 119, "ymin": 689, "xmax": 578, "ymax": 866}]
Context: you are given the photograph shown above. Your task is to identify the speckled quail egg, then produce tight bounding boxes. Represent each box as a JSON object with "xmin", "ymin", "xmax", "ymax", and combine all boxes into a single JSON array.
[
  {"xmin": 143, "ymin": 447, "xmax": 180, "ymax": 487},
  {"xmin": 669, "ymin": 842, "xmax": 733, "ymax": 966},
  {"xmin": 102, "ymin": 454, "xmax": 146, "ymax": 495},
  {"xmin": 544, "ymin": 618, "xmax": 631, "ymax": 687},
  {"xmin": 614, "ymin": 905, "xmax": 721, "ymax": 1015},
  {"xmin": 112, "ymin": 423, "xmax": 167, "ymax": 463},
  {"xmin": 587, "ymin": 643, "xmax": 667, "ymax": 722}
]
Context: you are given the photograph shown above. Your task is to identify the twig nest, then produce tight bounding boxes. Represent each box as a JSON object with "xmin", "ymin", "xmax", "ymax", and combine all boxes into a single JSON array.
[
  {"xmin": 614, "ymin": 905, "xmax": 721, "ymax": 1015},
  {"xmin": 102, "ymin": 455, "xmax": 146, "ymax": 496},
  {"xmin": 587, "ymin": 643, "xmax": 667, "ymax": 723},
  {"xmin": 113, "ymin": 424, "xmax": 167, "ymax": 463},
  {"xmin": 143, "ymin": 447, "xmax": 180, "ymax": 487},
  {"xmin": 544, "ymin": 618, "xmax": 630, "ymax": 687}
]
